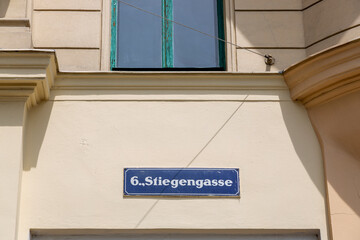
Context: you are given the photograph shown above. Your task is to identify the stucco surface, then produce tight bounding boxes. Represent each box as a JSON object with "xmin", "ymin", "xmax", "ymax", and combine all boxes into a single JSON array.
[
  {"xmin": 0, "ymin": 0, "xmax": 26, "ymax": 18},
  {"xmin": 235, "ymin": 0, "xmax": 302, "ymax": 10},
  {"xmin": 302, "ymin": 0, "xmax": 320, "ymax": 8},
  {"xmin": 0, "ymin": 30, "xmax": 31, "ymax": 48},
  {"xmin": 237, "ymin": 49, "xmax": 306, "ymax": 72},
  {"xmin": 18, "ymin": 91, "xmax": 328, "ymax": 239},
  {"xmin": 306, "ymin": 27, "xmax": 360, "ymax": 55},
  {"xmin": 34, "ymin": 0, "xmax": 102, "ymax": 10},
  {"xmin": 308, "ymin": 91, "xmax": 360, "ymax": 240},
  {"xmin": 55, "ymin": 49, "xmax": 100, "ymax": 71},
  {"xmin": 32, "ymin": 11, "xmax": 101, "ymax": 48},
  {"xmin": 235, "ymin": 11, "xmax": 305, "ymax": 48},
  {"xmin": 0, "ymin": 102, "xmax": 27, "ymax": 240},
  {"xmin": 303, "ymin": 0, "xmax": 360, "ymax": 46}
]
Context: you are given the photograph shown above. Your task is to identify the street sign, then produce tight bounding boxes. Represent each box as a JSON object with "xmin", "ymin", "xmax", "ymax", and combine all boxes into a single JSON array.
[{"xmin": 124, "ymin": 168, "xmax": 240, "ymax": 197}]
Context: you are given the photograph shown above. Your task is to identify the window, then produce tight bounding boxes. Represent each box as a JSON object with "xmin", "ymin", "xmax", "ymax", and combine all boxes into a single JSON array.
[{"xmin": 111, "ymin": 0, "xmax": 225, "ymax": 70}]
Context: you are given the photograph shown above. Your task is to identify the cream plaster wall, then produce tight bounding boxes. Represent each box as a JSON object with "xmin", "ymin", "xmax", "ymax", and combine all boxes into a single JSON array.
[
  {"xmin": 0, "ymin": 28, "xmax": 32, "ymax": 48},
  {"xmin": 303, "ymin": 0, "xmax": 360, "ymax": 46},
  {"xmin": 0, "ymin": 0, "xmax": 27, "ymax": 18},
  {"xmin": 32, "ymin": 0, "xmax": 102, "ymax": 71},
  {"xmin": 237, "ymin": 49, "xmax": 306, "ymax": 72},
  {"xmin": 235, "ymin": 0, "xmax": 303, "ymax": 10},
  {"xmin": 0, "ymin": 0, "xmax": 31, "ymax": 49},
  {"xmin": 233, "ymin": 0, "xmax": 306, "ymax": 72},
  {"xmin": 55, "ymin": 49, "xmax": 101, "ymax": 71},
  {"xmin": 306, "ymin": 27, "xmax": 360, "ymax": 55},
  {"xmin": 32, "ymin": 11, "xmax": 101, "ymax": 48},
  {"xmin": 308, "ymin": 91, "xmax": 360, "ymax": 240},
  {"xmin": 33, "ymin": 0, "xmax": 102, "ymax": 10},
  {"xmin": 17, "ymin": 81, "xmax": 329, "ymax": 239},
  {"xmin": 302, "ymin": 0, "xmax": 320, "ymax": 9},
  {"xmin": 235, "ymin": 11, "xmax": 304, "ymax": 48},
  {"xmin": 303, "ymin": 0, "xmax": 360, "ymax": 55},
  {"xmin": 0, "ymin": 101, "xmax": 27, "ymax": 240},
  {"xmin": 283, "ymin": 37, "xmax": 360, "ymax": 240}
]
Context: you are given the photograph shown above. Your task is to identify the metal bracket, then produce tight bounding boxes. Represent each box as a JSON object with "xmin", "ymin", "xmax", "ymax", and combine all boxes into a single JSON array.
[{"xmin": 264, "ymin": 54, "xmax": 275, "ymax": 65}]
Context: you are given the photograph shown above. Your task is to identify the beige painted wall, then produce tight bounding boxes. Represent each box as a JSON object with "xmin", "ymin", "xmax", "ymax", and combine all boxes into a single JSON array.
[
  {"xmin": 234, "ymin": 0, "xmax": 306, "ymax": 72},
  {"xmin": 0, "ymin": 0, "xmax": 31, "ymax": 49},
  {"xmin": 303, "ymin": 0, "xmax": 360, "ymax": 55},
  {"xmin": 283, "ymin": 37, "xmax": 360, "ymax": 240},
  {"xmin": 308, "ymin": 91, "xmax": 360, "ymax": 240},
  {"xmin": 32, "ymin": 0, "xmax": 102, "ymax": 71},
  {"xmin": 0, "ymin": 0, "xmax": 27, "ymax": 18},
  {"xmin": 0, "ymin": 101, "xmax": 27, "ymax": 240},
  {"xmin": 16, "ymin": 76, "xmax": 329, "ymax": 239}
]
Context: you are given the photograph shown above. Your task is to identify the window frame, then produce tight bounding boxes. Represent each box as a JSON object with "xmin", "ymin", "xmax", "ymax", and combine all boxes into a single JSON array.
[{"xmin": 110, "ymin": 0, "xmax": 226, "ymax": 71}]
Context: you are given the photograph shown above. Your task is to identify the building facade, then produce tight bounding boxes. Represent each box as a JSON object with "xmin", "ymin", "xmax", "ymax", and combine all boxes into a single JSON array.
[{"xmin": 0, "ymin": 0, "xmax": 359, "ymax": 240}]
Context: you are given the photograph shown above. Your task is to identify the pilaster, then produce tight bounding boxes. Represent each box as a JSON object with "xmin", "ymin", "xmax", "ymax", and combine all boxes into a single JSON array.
[{"xmin": 0, "ymin": 50, "xmax": 57, "ymax": 240}]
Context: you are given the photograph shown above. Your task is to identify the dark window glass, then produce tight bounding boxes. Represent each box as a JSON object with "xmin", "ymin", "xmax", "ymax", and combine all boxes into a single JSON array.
[
  {"xmin": 173, "ymin": 0, "xmax": 219, "ymax": 68},
  {"xmin": 113, "ymin": 0, "xmax": 224, "ymax": 70},
  {"xmin": 117, "ymin": 0, "xmax": 162, "ymax": 68}
]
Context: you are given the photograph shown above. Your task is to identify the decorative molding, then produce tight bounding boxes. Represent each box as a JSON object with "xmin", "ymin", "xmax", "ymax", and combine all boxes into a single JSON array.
[
  {"xmin": 55, "ymin": 72, "xmax": 285, "ymax": 90},
  {"xmin": 100, "ymin": 0, "xmax": 111, "ymax": 70},
  {"xmin": 0, "ymin": 18, "xmax": 30, "ymax": 27},
  {"xmin": 0, "ymin": 50, "xmax": 58, "ymax": 108},
  {"xmin": 0, "ymin": 50, "xmax": 287, "ymax": 107},
  {"xmin": 284, "ymin": 38, "xmax": 360, "ymax": 108},
  {"xmin": 225, "ymin": 0, "xmax": 237, "ymax": 72}
]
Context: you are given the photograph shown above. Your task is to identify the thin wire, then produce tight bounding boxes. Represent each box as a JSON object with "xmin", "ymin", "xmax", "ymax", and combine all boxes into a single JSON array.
[{"xmin": 117, "ymin": 0, "xmax": 265, "ymax": 58}]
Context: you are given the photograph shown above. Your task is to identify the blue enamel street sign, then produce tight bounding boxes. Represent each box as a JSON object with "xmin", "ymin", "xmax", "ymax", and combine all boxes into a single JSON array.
[{"xmin": 124, "ymin": 168, "xmax": 240, "ymax": 197}]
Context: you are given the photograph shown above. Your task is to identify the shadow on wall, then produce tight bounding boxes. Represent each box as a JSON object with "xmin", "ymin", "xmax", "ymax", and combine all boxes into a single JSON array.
[
  {"xmin": 308, "ymin": 91, "xmax": 360, "ymax": 218},
  {"xmin": 279, "ymin": 100, "xmax": 326, "ymax": 197},
  {"xmin": 0, "ymin": 102, "xmax": 26, "ymax": 126},
  {"xmin": 279, "ymin": 99, "xmax": 331, "ymax": 235},
  {"xmin": 23, "ymin": 101, "xmax": 54, "ymax": 171},
  {"xmin": 23, "ymin": 89, "xmax": 329, "ymax": 196},
  {"xmin": 0, "ymin": 0, "xmax": 10, "ymax": 18}
]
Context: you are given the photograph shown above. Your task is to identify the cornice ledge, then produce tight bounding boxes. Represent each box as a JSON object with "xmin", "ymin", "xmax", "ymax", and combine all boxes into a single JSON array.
[
  {"xmin": 0, "ymin": 50, "xmax": 58, "ymax": 108},
  {"xmin": 0, "ymin": 18, "xmax": 30, "ymax": 27},
  {"xmin": 0, "ymin": 50, "xmax": 287, "ymax": 107},
  {"xmin": 284, "ymin": 38, "xmax": 360, "ymax": 108},
  {"xmin": 55, "ymin": 72, "xmax": 286, "ymax": 90}
]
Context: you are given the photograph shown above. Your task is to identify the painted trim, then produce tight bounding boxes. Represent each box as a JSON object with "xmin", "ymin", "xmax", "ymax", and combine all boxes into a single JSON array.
[
  {"xmin": 0, "ymin": 50, "xmax": 58, "ymax": 109},
  {"xmin": 0, "ymin": 19, "xmax": 30, "ymax": 27},
  {"xmin": 110, "ymin": 0, "xmax": 118, "ymax": 70},
  {"xmin": 0, "ymin": 50, "xmax": 286, "ymax": 105},
  {"xmin": 112, "ymin": 67, "xmax": 223, "ymax": 71},
  {"xmin": 30, "ymin": 229, "xmax": 323, "ymax": 236},
  {"xmin": 55, "ymin": 72, "xmax": 286, "ymax": 91},
  {"xmin": 224, "ymin": 0, "xmax": 237, "ymax": 72},
  {"xmin": 217, "ymin": 0, "xmax": 226, "ymax": 70},
  {"xmin": 162, "ymin": 0, "xmax": 174, "ymax": 68}
]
